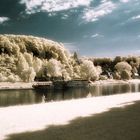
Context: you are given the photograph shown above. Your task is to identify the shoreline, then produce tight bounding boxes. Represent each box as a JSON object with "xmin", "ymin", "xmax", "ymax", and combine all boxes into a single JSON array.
[
  {"xmin": 0, "ymin": 79, "xmax": 140, "ymax": 90},
  {"xmin": 1, "ymin": 92, "xmax": 140, "ymax": 140},
  {"xmin": 6, "ymin": 101, "xmax": 140, "ymax": 140},
  {"xmin": 0, "ymin": 82, "xmax": 33, "ymax": 90}
]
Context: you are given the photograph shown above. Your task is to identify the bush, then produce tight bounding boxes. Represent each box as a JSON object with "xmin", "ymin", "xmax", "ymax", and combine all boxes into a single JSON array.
[
  {"xmin": 80, "ymin": 60, "xmax": 102, "ymax": 81},
  {"xmin": 99, "ymin": 75, "xmax": 108, "ymax": 80},
  {"xmin": 113, "ymin": 72, "xmax": 121, "ymax": 80},
  {"xmin": 115, "ymin": 61, "xmax": 132, "ymax": 73},
  {"xmin": 92, "ymin": 57, "xmax": 113, "ymax": 66},
  {"xmin": 113, "ymin": 56, "xmax": 123, "ymax": 64},
  {"xmin": 120, "ymin": 70, "xmax": 131, "ymax": 80}
]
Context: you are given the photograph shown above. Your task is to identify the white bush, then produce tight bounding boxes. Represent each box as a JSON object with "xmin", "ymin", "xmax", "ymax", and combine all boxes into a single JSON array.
[
  {"xmin": 21, "ymin": 67, "xmax": 36, "ymax": 82},
  {"xmin": 24, "ymin": 52, "xmax": 33, "ymax": 67},
  {"xmin": 17, "ymin": 53, "xmax": 29, "ymax": 74},
  {"xmin": 115, "ymin": 61, "xmax": 132, "ymax": 80},
  {"xmin": 33, "ymin": 57, "xmax": 43, "ymax": 73},
  {"xmin": 46, "ymin": 59, "xmax": 62, "ymax": 77},
  {"xmin": 115, "ymin": 61, "xmax": 132, "ymax": 72},
  {"xmin": 80, "ymin": 60, "xmax": 102, "ymax": 80},
  {"xmin": 7, "ymin": 74, "xmax": 21, "ymax": 82},
  {"xmin": 0, "ymin": 73, "xmax": 7, "ymax": 82}
]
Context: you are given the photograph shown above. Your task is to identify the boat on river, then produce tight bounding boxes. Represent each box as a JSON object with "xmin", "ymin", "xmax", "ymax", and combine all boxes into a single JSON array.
[
  {"xmin": 32, "ymin": 81, "xmax": 53, "ymax": 89},
  {"xmin": 32, "ymin": 80, "xmax": 90, "ymax": 90}
]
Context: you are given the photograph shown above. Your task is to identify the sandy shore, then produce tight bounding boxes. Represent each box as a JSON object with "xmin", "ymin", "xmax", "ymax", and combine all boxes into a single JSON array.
[
  {"xmin": 1, "ymin": 92, "xmax": 140, "ymax": 140},
  {"xmin": 0, "ymin": 82, "xmax": 33, "ymax": 90},
  {"xmin": 90, "ymin": 79, "xmax": 140, "ymax": 85},
  {"xmin": 5, "ymin": 101, "xmax": 140, "ymax": 140},
  {"xmin": 0, "ymin": 79, "xmax": 140, "ymax": 90}
]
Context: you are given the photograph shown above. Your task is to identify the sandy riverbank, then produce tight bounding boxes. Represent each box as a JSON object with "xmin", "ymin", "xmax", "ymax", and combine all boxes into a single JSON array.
[
  {"xmin": 90, "ymin": 79, "xmax": 140, "ymax": 85},
  {"xmin": 0, "ymin": 92, "xmax": 140, "ymax": 140},
  {"xmin": 0, "ymin": 79, "xmax": 140, "ymax": 90},
  {"xmin": 6, "ymin": 100, "xmax": 140, "ymax": 140},
  {"xmin": 0, "ymin": 82, "xmax": 33, "ymax": 90}
]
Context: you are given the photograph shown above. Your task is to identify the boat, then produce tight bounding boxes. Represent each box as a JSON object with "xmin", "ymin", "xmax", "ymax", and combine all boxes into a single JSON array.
[
  {"xmin": 32, "ymin": 81, "xmax": 53, "ymax": 89},
  {"xmin": 65, "ymin": 79, "xmax": 90, "ymax": 88}
]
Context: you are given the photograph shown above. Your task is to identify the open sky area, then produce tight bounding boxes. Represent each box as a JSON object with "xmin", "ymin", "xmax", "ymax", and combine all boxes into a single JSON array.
[{"xmin": 0, "ymin": 0, "xmax": 140, "ymax": 57}]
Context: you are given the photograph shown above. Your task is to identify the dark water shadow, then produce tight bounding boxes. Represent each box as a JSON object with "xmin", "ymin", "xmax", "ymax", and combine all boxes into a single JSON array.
[
  {"xmin": 1, "ymin": 83, "xmax": 140, "ymax": 107},
  {"xmin": 0, "ymin": 89, "xmax": 43, "ymax": 107},
  {"xmin": 6, "ymin": 101, "xmax": 140, "ymax": 140}
]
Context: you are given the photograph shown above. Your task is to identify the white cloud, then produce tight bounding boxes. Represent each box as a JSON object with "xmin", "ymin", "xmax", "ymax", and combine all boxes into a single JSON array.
[
  {"xmin": 118, "ymin": 14, "xmax": 140, "ymax": 26},
  {"xmin": 82, "ymin": 1, "xmax": 116, "ymax": 22},
  {"xmin": 91, "ymin": 33, "xmax": 104, "ymax": 38},
  {"xmin": 61, "ymin": 14, "xmax": 69, "ymax": 20},
  {"xmin": 20, "ymin": 0, "xmax": 131, "ymax": 23},
  {"xmin": 0, "ymin": 17, "xmax": 9, "ymax": 24},
  {"xmin": 131, "ymin": 15, "xmax": 140, "ymax": 20},
  {"xmin": 120, "ymin": 0, "xmax": 129, "ymax": 3},
  {"xmin": 83, "ymin": 33, "xmax": 104, "ymax": 39},
  {"xmin": 20, "ymin": 0, "xmax": 92, "ymax": 14},
  {"xmin": 101, "ymin": 0, "xmax": 107, "ymax": 3}
]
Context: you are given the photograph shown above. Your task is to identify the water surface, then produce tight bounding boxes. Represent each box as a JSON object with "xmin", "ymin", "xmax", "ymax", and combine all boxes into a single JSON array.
[{"xmin": 0, "ymin": 83, "xmax": 140, "ymax": 107}]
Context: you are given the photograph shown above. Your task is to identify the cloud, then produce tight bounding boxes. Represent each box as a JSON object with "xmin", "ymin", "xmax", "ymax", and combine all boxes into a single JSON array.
[
  {"xmin": 131, "ymin": 15, "xmax": 140, "ymax": 20},
  {"xmin": 0, "ymin": 17, "xmax": 9, "ymax": 24},
  {"xmin": 120, "ymin": 0, "xmax": 130, "ymax": 3},
  {"xmin": 91, "ymin": 33, "xmax": 104, "ymax": 38},
  {"xmin": 19, "ymin": 0, "xmax": 131, "ymax": 23},
  {"xmin": 120, "ymin": 14, "xmax": 140, "ymax": 25},
  {"xmin": 83, "ymin": 33, "xmax": 104, "ymax": 39},
  {"xmin": 20, "ymin": 0, "xmax": 92, "ymax": 14},
  {"xmin": 119, "ymin": 13, "xmax": 140, "ymax": 26},
  {"xmin": 61, "ymin": 14, "xmax": 69, "ymax": 20},
  {"xmin": 82, "ymin": 1, "xmax": 116, "ymax": 22}
]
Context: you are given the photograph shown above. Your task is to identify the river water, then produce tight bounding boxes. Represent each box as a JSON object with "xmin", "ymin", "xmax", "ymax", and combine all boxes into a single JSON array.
[{"xmin": 0, "ymin": 83, "xmax": 140, "ymax": 107}]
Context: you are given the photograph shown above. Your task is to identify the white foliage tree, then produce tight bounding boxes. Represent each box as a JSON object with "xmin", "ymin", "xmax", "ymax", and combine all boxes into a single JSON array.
[
  {"xmin": 17, "ymin": 53, "xmax": 29, "ymax": 74},
  {"xmin": 62, "ymin": 68, "xmax": 71, "ymax": 81},
  {"xmin": 17, "ymin": 53, "xmax": 36, "ymax": 82},
  {"xmin": 46, "ymin": 59, "xmax": 62, "ymax": 77},
  {"xmin": 0, "ymin": 73, "xmax": 7, "ymax": 82},
  {"xmin": 33, "ymin": 57, "xmax": 43, "ymax": 73},
  {"xmin": 80, "ymin": 60, "xmax": 102, "ymax": 80},
  {"xmin": 115, "ymin": 61, "xmax": 132, "ymax": 80},
  {"xmin": 7, "ymin": 74, "xmax": 21, "ymax": 82},
  {"xmin": 24, "ymin": 52, "xmax": 33, "ymax": 67},
  {"xmin": 21, "ymin": 67, "xmax": 36, "ymax": 82},
  {"xmin": 115, "ymin": 61, "xmax": 132, "ymax": 73}
]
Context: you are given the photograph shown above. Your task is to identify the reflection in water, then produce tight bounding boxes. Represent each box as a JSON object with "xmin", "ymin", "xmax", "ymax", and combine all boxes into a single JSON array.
[
  {"xmin": 0, "ymin": 90, "xmax": 43, "ymax": 107},
  {"xmin": 0, "ymin": 83, "xmax": 140, "ymax": 107}
]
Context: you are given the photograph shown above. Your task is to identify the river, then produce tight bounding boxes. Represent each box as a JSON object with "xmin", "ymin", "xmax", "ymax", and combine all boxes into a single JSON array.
[{"xmin": 0, "ymin": 82, "xmax": 140, "ymax": 107}]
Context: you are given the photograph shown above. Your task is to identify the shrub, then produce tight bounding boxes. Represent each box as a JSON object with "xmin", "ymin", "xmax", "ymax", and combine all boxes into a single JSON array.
[
  {"xmin": 113, "ymin": 56, "xmax": 123, "ymax": 64},
  {"xmin": 46, "ymin": 59, "xmax": 62, "ymax": 77},
  {"xmin": 99, "ymin": 75, "xmax": 108, "ymax": 80},
  {"xmin": 113, "ymin": 72, "xmax": 121, "ymax": 80},
  {"xmin": 115, "ymin": 61, "xmax": 132, "ymax": 80},
  {"xmin": 115, "ymin": 61, "xmax": 132, "ymax": 73},
  {"xmin": 120, "ymin": 70, "xmax": 131, "ymax": 80},
  {"xmin": 92, "ymin": 57, "xmax": 113, "ymax": 66},
  {"xmin": 80, "ymin": 60, "xmax": 102, "ymax": 81}
]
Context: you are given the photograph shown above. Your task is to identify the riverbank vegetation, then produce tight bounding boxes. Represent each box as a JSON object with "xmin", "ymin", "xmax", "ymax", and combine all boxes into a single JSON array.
[{"xmin": 0, "ymin": 34, "xmax": 140, "ymax": 82}]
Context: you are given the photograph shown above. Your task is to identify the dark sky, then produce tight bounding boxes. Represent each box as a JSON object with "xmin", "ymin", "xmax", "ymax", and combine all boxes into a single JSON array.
[{"xmin": 0, "ymin": 0, "xmax": 140, "ymax": 57}]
